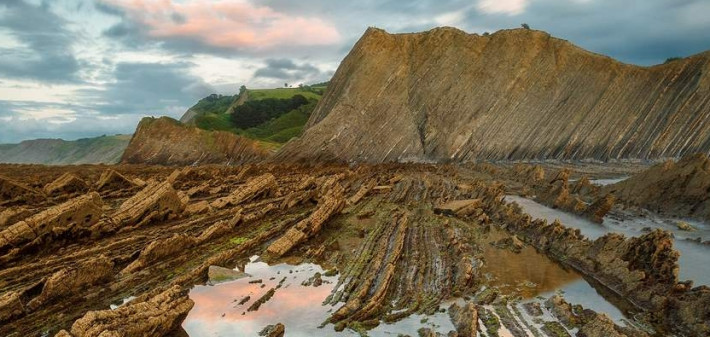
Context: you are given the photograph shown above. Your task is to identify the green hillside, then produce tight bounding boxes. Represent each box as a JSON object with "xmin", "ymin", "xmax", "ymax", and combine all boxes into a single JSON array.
[{"xmin": 185, "ymin": 83, "xmax": 328, "ymax": 146}]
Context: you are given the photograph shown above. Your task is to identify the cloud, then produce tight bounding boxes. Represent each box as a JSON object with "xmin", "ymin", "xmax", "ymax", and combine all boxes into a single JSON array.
[
  {"xmin": 461, "ymin": 0, "xmax": 710, "ymax": 65},
  {"xmin": 98, "ymin": 0, "xmax": 341, "ymax": 55},
  {"xmin": 253, "ymin": 59, "xmax": 324, "ymax": 82},
  {"xmin": 0, "ymin": 61, "xmax": 216, "ymax": 143},
  {"xmin": 0, "ymin": 0, "xmax": 80, "ymax": 83},
  {"xmin": 77, "ymin": 61, "xmax": 215, "ymax": 116},
  {"xmin": 477, "ymin": 0, "xmax": 528, "ymax": 15}
]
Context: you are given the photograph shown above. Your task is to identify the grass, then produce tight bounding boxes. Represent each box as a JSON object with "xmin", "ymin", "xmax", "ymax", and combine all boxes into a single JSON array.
[
  {"xmin": 248, "ymin": 87, "xmax": 322, "ymax": 100},
  {"xmin": 229, "ymin": 237, "xmax": 249, "ymax": 245},
  {"xmin": 195, "ymin": 113, "xmax": 236, "ymax": 132},
  {"xmin": 239, "ymin": 100, "xmax": 316, "ymax": 142},
  {"xmin": 188, "ymin": 85, "xmax": 326, "ymax": 145}
]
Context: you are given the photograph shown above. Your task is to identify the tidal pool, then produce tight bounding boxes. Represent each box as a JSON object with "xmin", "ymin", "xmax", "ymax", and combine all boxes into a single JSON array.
[
  {"xmin": 182, "ymin": 257, "xmax": 458, "ymax": 337},
  {"xmin": 505, "ymin": 195, "xmax": 710, "ymax": 286}
]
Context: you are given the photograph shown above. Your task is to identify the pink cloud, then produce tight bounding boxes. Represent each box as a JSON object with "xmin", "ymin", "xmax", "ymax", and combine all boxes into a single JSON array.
[{"xmin": 101, "ymin": 0, "xmax": 341, "ymax": 51}]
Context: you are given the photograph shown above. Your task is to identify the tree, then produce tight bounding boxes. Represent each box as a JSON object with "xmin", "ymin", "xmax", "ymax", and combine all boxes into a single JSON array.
[
  {"xmin": 665, "ymin": 57, "xmax": 682, "ymax": 64},
  {"xmin": 239, "ymin": 85, "xmax": 247, "ymax": 95},
  {"xmin": 284, "ymin": 83, "xmax": 288, "ymax": 88},
  {"xmin": 521, "ymin": 23, "xmax": 530, "ymax": 29}
]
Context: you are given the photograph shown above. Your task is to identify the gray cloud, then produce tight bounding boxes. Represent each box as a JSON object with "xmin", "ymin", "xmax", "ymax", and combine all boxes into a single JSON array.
[
  {"xmin": 457, "ymin": 0, "xmax": 710, "ymax": 65},
  {"xmin": 77, "ymin": 62, "xmax": 215, "ymax": 116},
  {"xmin": 0, "ymin": 0, "xmax": 80, "ymax": 83},
  {"xmin": 253, "ymin": 59, "xmax": 324, "ymax": 83},
  {"xmin": 0, "ymin": 61, "xmax": 216, "ymax": 143}
]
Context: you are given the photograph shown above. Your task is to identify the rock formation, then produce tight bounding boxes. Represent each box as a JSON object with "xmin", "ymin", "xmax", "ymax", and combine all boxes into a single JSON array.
[
  {"xmin": 0, "ymin": 192, "xmax": 104, "ymax": 256},
  {"xmin": 109, "ymin": 180, "xmax": 185, "ymax": 228},
  {"xmin": 605, "ymin": 153, "xmax": 710, "ymax": 221},
  {"xmin": 121, "ymin": 117, "xmax": 271, "ymax": 166},
  {"xmin": 95, "ymin": 169, "xmax": 138, "ymax": 192},
  {"xmin": 44, "ymin": 173, "xmax": 89, "ymax": 196},
  {"xmin": 58, "ymin": 285, "xmax": 193, "ymax": 337},
  {"xmin": 276, "ymin": 27, "xmax": 710, "ymax": 163}
]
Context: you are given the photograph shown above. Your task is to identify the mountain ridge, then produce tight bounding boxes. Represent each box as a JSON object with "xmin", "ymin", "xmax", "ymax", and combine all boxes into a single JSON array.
[
  {"xmin": 0, "ymin": 135, "xmax": 131, "ymax": 165},
  {"xmin": 277, "ymin": 26, "xmax": 710, "ymax": 163}
]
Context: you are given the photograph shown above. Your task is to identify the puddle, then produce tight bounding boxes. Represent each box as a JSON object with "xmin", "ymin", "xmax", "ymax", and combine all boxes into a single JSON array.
[
  {"xmin": 544, "ymin": 279, "xmax": 627, "ymax": 324},
  {"xmin": 109, "ymin": 296, "xmax": 136, "ymax": 310},
  {"xmin": 480, "ymin": 227, "xmax": 582, "ymax": 298},
  {"xmin": 589, "ymin": 177, "xmax": 628, "ymax": 186},
  {"xmin": 183, "ymin": 257, "xmax": 457, "ymax": 336},
  {"xmin": 506, "ymin": 195, "xmax": 710, "ymax": 286},
  {"xmin": 183, "ymin": 258, "xmax": 351, "ymax": 337}
]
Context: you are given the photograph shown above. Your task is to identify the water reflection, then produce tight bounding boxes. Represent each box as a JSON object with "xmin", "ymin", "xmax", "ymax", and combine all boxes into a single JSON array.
[
  {"xmin": 480, "ymin": 227, "xmax": 582, "ymax": 298},
  {"xmin": 183, "ymin": 260, "xmax": 349, "ymax": 337},
  {"xmin": 589, "ymin": 177, "xmax": 629, "ymax": 186},
  {"xmin": 506, "ymin": 195, "xmax": 710, "ymax": 286}
]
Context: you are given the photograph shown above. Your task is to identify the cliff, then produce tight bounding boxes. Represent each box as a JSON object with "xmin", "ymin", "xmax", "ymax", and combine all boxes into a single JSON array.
[
  {"xmin": 0, "ymin": 135, "xmax": 130, "ymax": 165},
  {"xmin": 276, "ymin": 27, "xmax": 710, "ymax": 163},
  {"xmin": 120, "ymin": 117, "xmax": 271, "ymax": 166},
  {"xmin": 605, "ymin": 153, "xmax": 710, "ymax": 221}
]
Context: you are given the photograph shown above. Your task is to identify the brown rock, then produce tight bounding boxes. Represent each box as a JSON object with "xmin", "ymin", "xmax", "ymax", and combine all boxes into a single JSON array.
[
  {"xmin": 0, "ymin": 175, "xmax": 41, "ymax": 202},
  {"xmin": 584, "ymin": 194, "xmax": 616, "ymax": 223},
  {"xmin": 67, "ymin": 285, "xmax": 193, "ymax": 337},
  {"xmin": 0, "ymin": 290, "xmax": 25, "ymax": 321},
  {"xmin": 0, "ymin": 192, "xmax": 103, "ymax": 255},
  {"xmin": 44, "ymin": 173, "xmax": 88, "ymax": 196},
  {"xmin": 259, "ymin": 323, "xmax": 285, "ymax": 337},
  {"xmin": 275, "ymin": 28, "xmax": 710, "ymax": 163},
  {"xmin": 211, "ymin": 173, "xmax": 278, "ymax": 209},
  {"xmin": 28, "ymin": 255, "xmax": 113, "ymax": 310},
  {"xmin": 266, "ymin": 185, "xmax": 345, "ymax": 257},
  {"xmin": 120, "ymin": 116, "xmax": 271, "ymax": 165},
  {"xmin": 95, "ymin": 169, "xmax": 137, "ymax": 192},
  {"xmin": 448, "ymin": 302, "xmax": 478, "ymax": 337},
  {"xmin": 121, "ymin": 234, "xmax": 196, "ymax": 274},
  {"xmin": 110, "ymin": 180, "xmax": 185, "ymax": 228},
  {"xmin": 0, "ymin": 206, "xmax": 33, "ymax": 228},
  {"xmin": 606, "ymin": 154, "xmax": 710, "ymax": 221}
]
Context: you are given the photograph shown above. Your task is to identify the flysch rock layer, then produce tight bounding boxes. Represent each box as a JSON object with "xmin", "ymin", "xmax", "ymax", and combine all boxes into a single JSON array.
[
  {"xmin": 276, "ymin": 27, "xmax": 710, "ymax": 163},
  {"xmin": 0, "ymin": 192, "xmax": 104, "ymax": 256},
  {"xmin": 121, "ymin": 116, "xmax": 271, "ymax": 166},
  {"xmin": 605, "ymin": 153, "xmax": 710, "ymax": 221}
]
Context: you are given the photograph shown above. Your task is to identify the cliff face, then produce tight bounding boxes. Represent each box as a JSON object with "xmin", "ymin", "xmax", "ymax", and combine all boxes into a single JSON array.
[
  {"xmin": 121, "ymin": 117, "xmax": 271, "ymax": 165},
  {"xmin": 276, "ymin": 27, "xmax": 710, "ymax": 163},
  {"xmin": 0, "ymin": 135, "xmax": 130, "ymax": 165},
  {"xmin": 605, "ymin": 153, "xmax": 710, "ymax": 221}
]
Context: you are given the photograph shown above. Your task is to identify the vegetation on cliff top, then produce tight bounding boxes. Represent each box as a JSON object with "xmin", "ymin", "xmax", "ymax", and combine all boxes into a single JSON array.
[{"xmin": 186, "ymin": 83, "xmax": 328, "ymax": 145}]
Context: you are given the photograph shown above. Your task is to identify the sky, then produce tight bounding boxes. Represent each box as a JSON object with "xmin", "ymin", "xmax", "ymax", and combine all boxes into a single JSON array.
[{"xmin": 1, "ymin": 0, "xmax": 709, "ymax": 143}]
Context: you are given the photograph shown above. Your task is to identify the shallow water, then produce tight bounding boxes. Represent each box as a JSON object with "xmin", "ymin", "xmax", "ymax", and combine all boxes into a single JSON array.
[
  {"xmin": 506, "ymin": 195, "xmax": 710, "ymax": 286},
  {"xmin": 480, "ymin": 227, "xmax": 582, "ymax": 298},
  {"xmin": 183, "ymin": 259, "xmax": 350, "ymax": 337},
  {"xmin": 183, "ymin": 257, "xmax": 458, "ymax": 337},
  {"xmin": 589, "ymin": 177, "xmax": 628, "ymax": 186}
]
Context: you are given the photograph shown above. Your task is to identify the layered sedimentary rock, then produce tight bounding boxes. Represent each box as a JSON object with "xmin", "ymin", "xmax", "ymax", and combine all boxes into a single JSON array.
[
  {"xmin": 0, "ymin": 193, "xmax": 104, "ymax": 256},
  {"xmin": 121, "ymin": 117, "xmax": 271, "ymax": 165},
  {"xmin": 95, "ymin": 169, "xmax": 138, "ymax": 192},
  {"xmin": 211, "ymin": 173, "xmax": 278, "ymax": 209},
  {"xmin": 605, "ymin": 153, "xmax": 710, "ymax": 221},
  {"xmin": 266, "ymin": 183, "xmax": 345, "ymax": 257},
  {"xmin": 28, "ymin": 255, "xmax": 113, "ymax": 310},
  {"xmin": 44, "ymin": 173, "xmax": 89, "ymax": 196},
  {"xmin": 58, "ymin": 285, "xmax": 193, "ymax": 337},
  {"xmin": 0, "ymin": 175, "xmax": 41, "ymax": 204},
  {"xmin": 109, "ymin": 180, "xmax": 185, "ymax": 228},
  {"xmin": 276, "ymin": 27, "xmax": 710, "ymax": 163}
]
